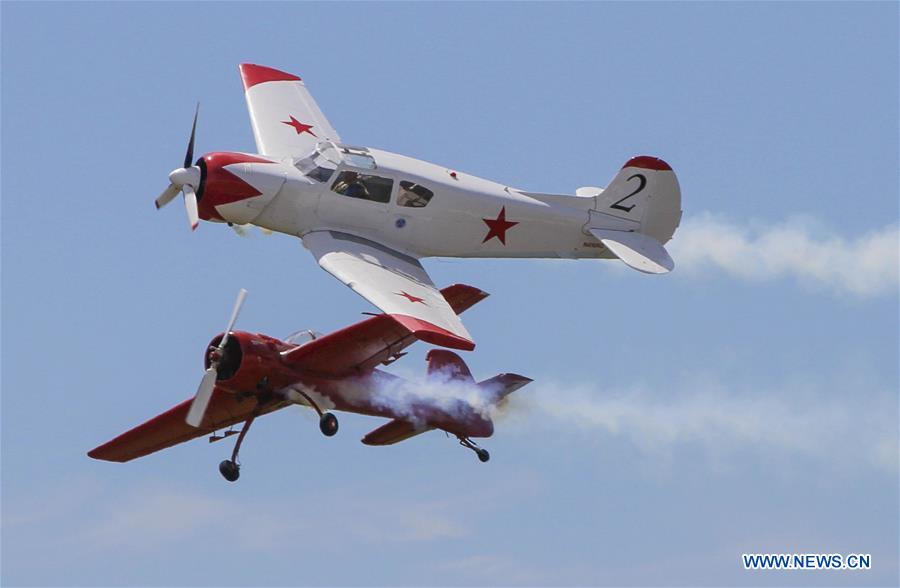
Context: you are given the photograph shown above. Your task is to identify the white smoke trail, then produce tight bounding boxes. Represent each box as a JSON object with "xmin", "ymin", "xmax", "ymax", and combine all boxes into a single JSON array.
[
  {"xmin": 503, "ymin": 379, "xmax": 898, "ymax": 473},
  {"xmin": 670, "ymin": 213, "xmax": 899, "ymax": 297},
  {"xmin": 368, "ymin": 368, "xmax": 502, "ymax": 427},
  {"xmin": 373, "ymin": 364, "xmax": 896, "ymax": 473}
]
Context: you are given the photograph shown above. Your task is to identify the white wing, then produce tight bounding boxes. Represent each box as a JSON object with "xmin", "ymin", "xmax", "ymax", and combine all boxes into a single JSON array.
[
  {"xmin": 302, "ymin": 231, "xmax": 475, "ymax": 350},
  {"xmin": 239, "ymin": 63, "xmax": 341, "ymax": 159}
]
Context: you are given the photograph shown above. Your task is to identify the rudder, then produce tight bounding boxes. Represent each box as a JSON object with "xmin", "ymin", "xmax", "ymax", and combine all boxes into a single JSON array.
[{"xmin": 593, "ymin": 155, "xmax": 682, "ymax": 245}]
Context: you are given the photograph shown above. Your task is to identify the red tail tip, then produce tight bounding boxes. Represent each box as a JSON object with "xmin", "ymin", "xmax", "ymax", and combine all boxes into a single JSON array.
[{"xmin": 622, "ymin": 156, "xmax": 672, "ymax": 171}]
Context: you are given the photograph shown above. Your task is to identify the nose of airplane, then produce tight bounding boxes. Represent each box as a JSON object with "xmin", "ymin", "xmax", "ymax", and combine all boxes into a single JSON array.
[{"xmin": 195, "ymin": 152, "xmax": 280, "ymax": 223}]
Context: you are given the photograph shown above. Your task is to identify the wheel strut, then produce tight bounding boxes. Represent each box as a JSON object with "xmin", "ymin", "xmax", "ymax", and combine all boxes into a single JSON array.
[
  {"xmin": 457, "ymin": 436, "xmax": 490, "ymax": 463},
  {"xmin": 219, "ymin": 411, "xmax": 258, "ymax": 482},
  {"xmin": 285, "ymin": 387, "xmax": 339, "ymax": 437},
  {"xmin": 230, "ymin": 412, "xmax": 256, "ymax": 463}
]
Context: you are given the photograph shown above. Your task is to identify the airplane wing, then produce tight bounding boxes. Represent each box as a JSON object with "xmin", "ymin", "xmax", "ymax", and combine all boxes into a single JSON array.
[
  {"xmin": 282, "ymin": 283, "xmax": 487, "ymax": 377},
  {"xmin": 239, "ymin": 63, "xmax": 341, "ymax": 159},
  {"xmin": 301, "ymin": 230, "xmax": 476, "ymax": 351},
  {"xmin": 87, "ymin": 388, "xmax": 286, "ymax": 463}
]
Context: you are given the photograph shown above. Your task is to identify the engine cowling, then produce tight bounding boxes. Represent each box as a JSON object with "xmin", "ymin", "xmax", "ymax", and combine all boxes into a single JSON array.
[
  {"xmin": 196, "ymin": 152, "xmax": 285, "ymax": 225},
  {"xmin": 203, "ymin": 331, "xmax": 295, "ymax": 393}
]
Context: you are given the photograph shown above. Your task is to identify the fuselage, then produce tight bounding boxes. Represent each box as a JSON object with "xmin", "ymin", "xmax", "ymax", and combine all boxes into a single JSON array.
[
  {"xmin": 209, "ymin": 330, "xmax": 494, "ymax": 438},
  {"xmin": 198, "ymin": 143, "xmax": 621, "ymax": 261}
]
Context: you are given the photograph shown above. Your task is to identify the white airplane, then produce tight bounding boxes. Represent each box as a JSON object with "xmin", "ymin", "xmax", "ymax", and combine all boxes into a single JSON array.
[{"xmin": 156, "ymin": 64, "xmax": 682, "ymax": 351}]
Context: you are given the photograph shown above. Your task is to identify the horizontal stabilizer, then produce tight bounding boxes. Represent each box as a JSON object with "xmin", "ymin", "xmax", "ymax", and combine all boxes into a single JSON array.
[
  {"xmin": 478, "ymin": 373, "xmax": 533, "ymax": 403},
  {"xmin": 589, "ymin": 228, "xmax": 674, "ymax": 274},
  {"xmin": 362, "ymin": 419, "xmax": 432, "ymax": 446}
]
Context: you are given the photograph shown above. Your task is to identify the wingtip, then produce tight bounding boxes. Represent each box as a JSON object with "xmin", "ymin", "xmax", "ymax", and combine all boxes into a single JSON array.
[
  {"xmin": 440, "ymin": 283, "xmax": 490, "ymax": 315},
  {"xmin": 239, "ymin": 63, "xmax": 302, "ymax": 90},
  {"xmin": 622, "ymin": 155, "xmax": 672, "ymax": 171},
  {"xmin": 388, "ymin": 314, "xmax": 476, "ymax": 351}
]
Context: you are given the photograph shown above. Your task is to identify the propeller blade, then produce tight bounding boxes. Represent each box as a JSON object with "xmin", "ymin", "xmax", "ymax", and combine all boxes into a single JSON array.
[
  {"xmin": 218, "ymin": 289, "xmax": 248, "ymax": 349},
  {"xmin": 184, "ymin": 103, "xmax": 199, "ymax": 169},
  {"xmin": 183, "ymin": 185, "xmax": 199, "ymax": 230},
  {"xmin": 186, "ymin": 367, "xmax": 218, "ymax": 427},
  {"xmin": 230, "ymin": 223, "xmax": 250, "ymax": 237},
  {"xmin": 155, "ymin": 184, "xmax": 180, "ymax": 209}
]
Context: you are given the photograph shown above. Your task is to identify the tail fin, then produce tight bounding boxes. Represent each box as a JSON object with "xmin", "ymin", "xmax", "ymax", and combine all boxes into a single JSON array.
[
  {"xmin": 426, "ymin": 349, "xmax": 475, "ymax": 384},
  {"xmin": 595, "ymin": 156, "xmax": 681, "ymax": 242},
  {"xmin": 427, "ymin": 349, "xmax": 532, "ymax": 403},
  {"xmin": 588, "ymin": 155, "xmax": 681, "ymax": 273}
]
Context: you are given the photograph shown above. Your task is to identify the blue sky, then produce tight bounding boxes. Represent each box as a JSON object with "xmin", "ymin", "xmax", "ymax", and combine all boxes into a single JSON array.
[{"xmin": 2, "ymin": 2, "xmax": 897, "ymax": 586}]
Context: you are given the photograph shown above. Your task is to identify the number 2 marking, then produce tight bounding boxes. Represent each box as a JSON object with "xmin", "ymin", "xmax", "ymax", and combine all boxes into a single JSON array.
[{"xmin": 611, "ymin": 173, "xmax": 646, "ymax": 212}]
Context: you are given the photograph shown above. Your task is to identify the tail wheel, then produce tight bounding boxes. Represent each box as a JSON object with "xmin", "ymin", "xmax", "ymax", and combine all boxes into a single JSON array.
[
  {"xmin": 319, "ymin": 412, "xmax": 339, "ymax": 437},
  {"xmin": 476, "ymin": 448, "xmax": 490, "ymax": 463}
]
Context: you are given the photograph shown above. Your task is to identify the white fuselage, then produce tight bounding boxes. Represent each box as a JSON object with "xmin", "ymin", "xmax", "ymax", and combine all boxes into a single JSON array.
[{"xmin": 219, "ymin": 146, "xmax": 616, "ymax": 260}]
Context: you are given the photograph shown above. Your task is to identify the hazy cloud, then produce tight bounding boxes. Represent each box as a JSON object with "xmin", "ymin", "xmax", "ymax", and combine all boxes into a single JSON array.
[
  {"xmin": 670, "ymin": 213, "xmax": 899, "ymax": 297},
  {"xmin": 77, "ymin": 485, "xmax": 466, "ymax": 554}
]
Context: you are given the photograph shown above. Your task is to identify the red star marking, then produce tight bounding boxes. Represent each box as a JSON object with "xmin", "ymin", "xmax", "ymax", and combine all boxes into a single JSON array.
[
  {"xmin": 281, "ymin": 115, "xmax": 317, "ymax": 137},
  {"xmin": 396, "ymin": 291, "xmax": 426, "ymax": 304},
  {"xmin": 482, "ymin": 206, "xmax": 519, "ymax": 245}
]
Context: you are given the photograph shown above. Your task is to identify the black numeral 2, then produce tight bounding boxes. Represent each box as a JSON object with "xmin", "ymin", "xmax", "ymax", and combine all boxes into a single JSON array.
[{"xmin": 611, "ymin": 173, "xmax": 646, "ymax": 212}]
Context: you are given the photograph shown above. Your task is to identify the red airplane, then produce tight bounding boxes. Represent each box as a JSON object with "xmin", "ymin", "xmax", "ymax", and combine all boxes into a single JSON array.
[{"xmin": 88, "ymin": 285, "xmax": 531, "ymax": 481}]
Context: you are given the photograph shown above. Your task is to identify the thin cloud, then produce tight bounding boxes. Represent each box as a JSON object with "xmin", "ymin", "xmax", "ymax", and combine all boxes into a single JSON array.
[
  {"xmin": 669, "ymin": 213, "xmax": 899, "ymax": 297},
  {"xmin": 77, "ymin": 485, "xmax": 466, "ymax": 553}
]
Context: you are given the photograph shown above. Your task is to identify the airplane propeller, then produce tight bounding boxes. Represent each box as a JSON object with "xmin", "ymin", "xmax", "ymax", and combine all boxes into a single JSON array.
[
  {"xmin": 186, "ymin": 288, "xmax": 248, "ymax": 427},
  {"xmin": 155, "ymin": 104, "xmax": 203, "ymax": 230}
]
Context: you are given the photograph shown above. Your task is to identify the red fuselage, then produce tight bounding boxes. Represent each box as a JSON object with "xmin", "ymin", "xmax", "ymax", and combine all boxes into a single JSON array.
[{"xmin": 207, "ymin": 330, "xmax": 494, "ymax": 438}]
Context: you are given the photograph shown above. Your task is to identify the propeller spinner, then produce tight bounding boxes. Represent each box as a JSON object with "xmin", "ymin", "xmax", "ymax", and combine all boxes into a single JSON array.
[
  {"xmin": 155, "ymin": 104, "xmax": 203, "ymax": 230},
  {"xmin": 186, "ymin": 288, "xmax": 248, "ymax": 427}
]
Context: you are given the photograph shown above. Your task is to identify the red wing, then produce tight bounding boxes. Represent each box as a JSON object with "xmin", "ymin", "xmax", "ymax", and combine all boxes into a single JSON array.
[
  {"xmin": 361, "ymin": 419, "xmax": 433, "ymax": 446},
  {"xmin": 87, "ymin": 388, "xmax": 286, "ymax": 463},
  {"xmin": 282, "ymin": 284, "xmax": 488, "ymax": 377}
]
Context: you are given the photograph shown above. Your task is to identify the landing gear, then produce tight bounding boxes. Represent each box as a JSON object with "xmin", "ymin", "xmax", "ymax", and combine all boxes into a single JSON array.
[
  {"xmin": 284, "ymin": 387, "xmax": 339, "ymax": 438},
  {"xmin": 217, "ymin": 412, "xmax": 257, "ymax": 482},
  {"xmin": 219, "ymin": 459, "xmax": 240, "ymax": 481},
  {"xmin": 458, "ymin": 436, "xmax": 490, "ymax": 463},
  {"xmin": 319, "ymin": 412, "xmax": 339, "ymax": 437}
]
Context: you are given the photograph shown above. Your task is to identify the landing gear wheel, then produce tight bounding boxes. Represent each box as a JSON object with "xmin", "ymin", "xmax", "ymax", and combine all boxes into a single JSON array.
[
  {"xmin": 476, "ymin": 448, "xmax": 490, "ymax": 463},
  {"xmin": 219, "ymin": 459, "xmax": 240, "ymax": 482},
  {"xmin": 319, "ymin": 412, "xmax": 339, "ymax": 437}
]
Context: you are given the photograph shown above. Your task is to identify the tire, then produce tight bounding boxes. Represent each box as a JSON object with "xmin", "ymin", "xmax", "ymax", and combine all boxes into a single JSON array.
[
  {"xmin": 319, "ymin": 412, "xmax": 339, "ymax": 437},
  {"xmin": 219, "ymin": 459, "xmax": 240, "ymax": 482}
]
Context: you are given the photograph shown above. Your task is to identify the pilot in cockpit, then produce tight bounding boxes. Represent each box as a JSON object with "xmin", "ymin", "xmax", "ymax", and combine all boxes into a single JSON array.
[{"xmin": 332, "ymin": 171, "xmax": 369, "ymax": 199}]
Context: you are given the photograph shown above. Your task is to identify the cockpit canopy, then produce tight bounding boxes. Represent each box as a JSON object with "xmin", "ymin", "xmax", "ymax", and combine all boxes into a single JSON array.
[
  {"xmin": 294, "ymin": 141, "xmax": 378, "ymax": 183},
  {"xmin": 284, "ymin": 329, "xmax": 323, "ymax": 347}
]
